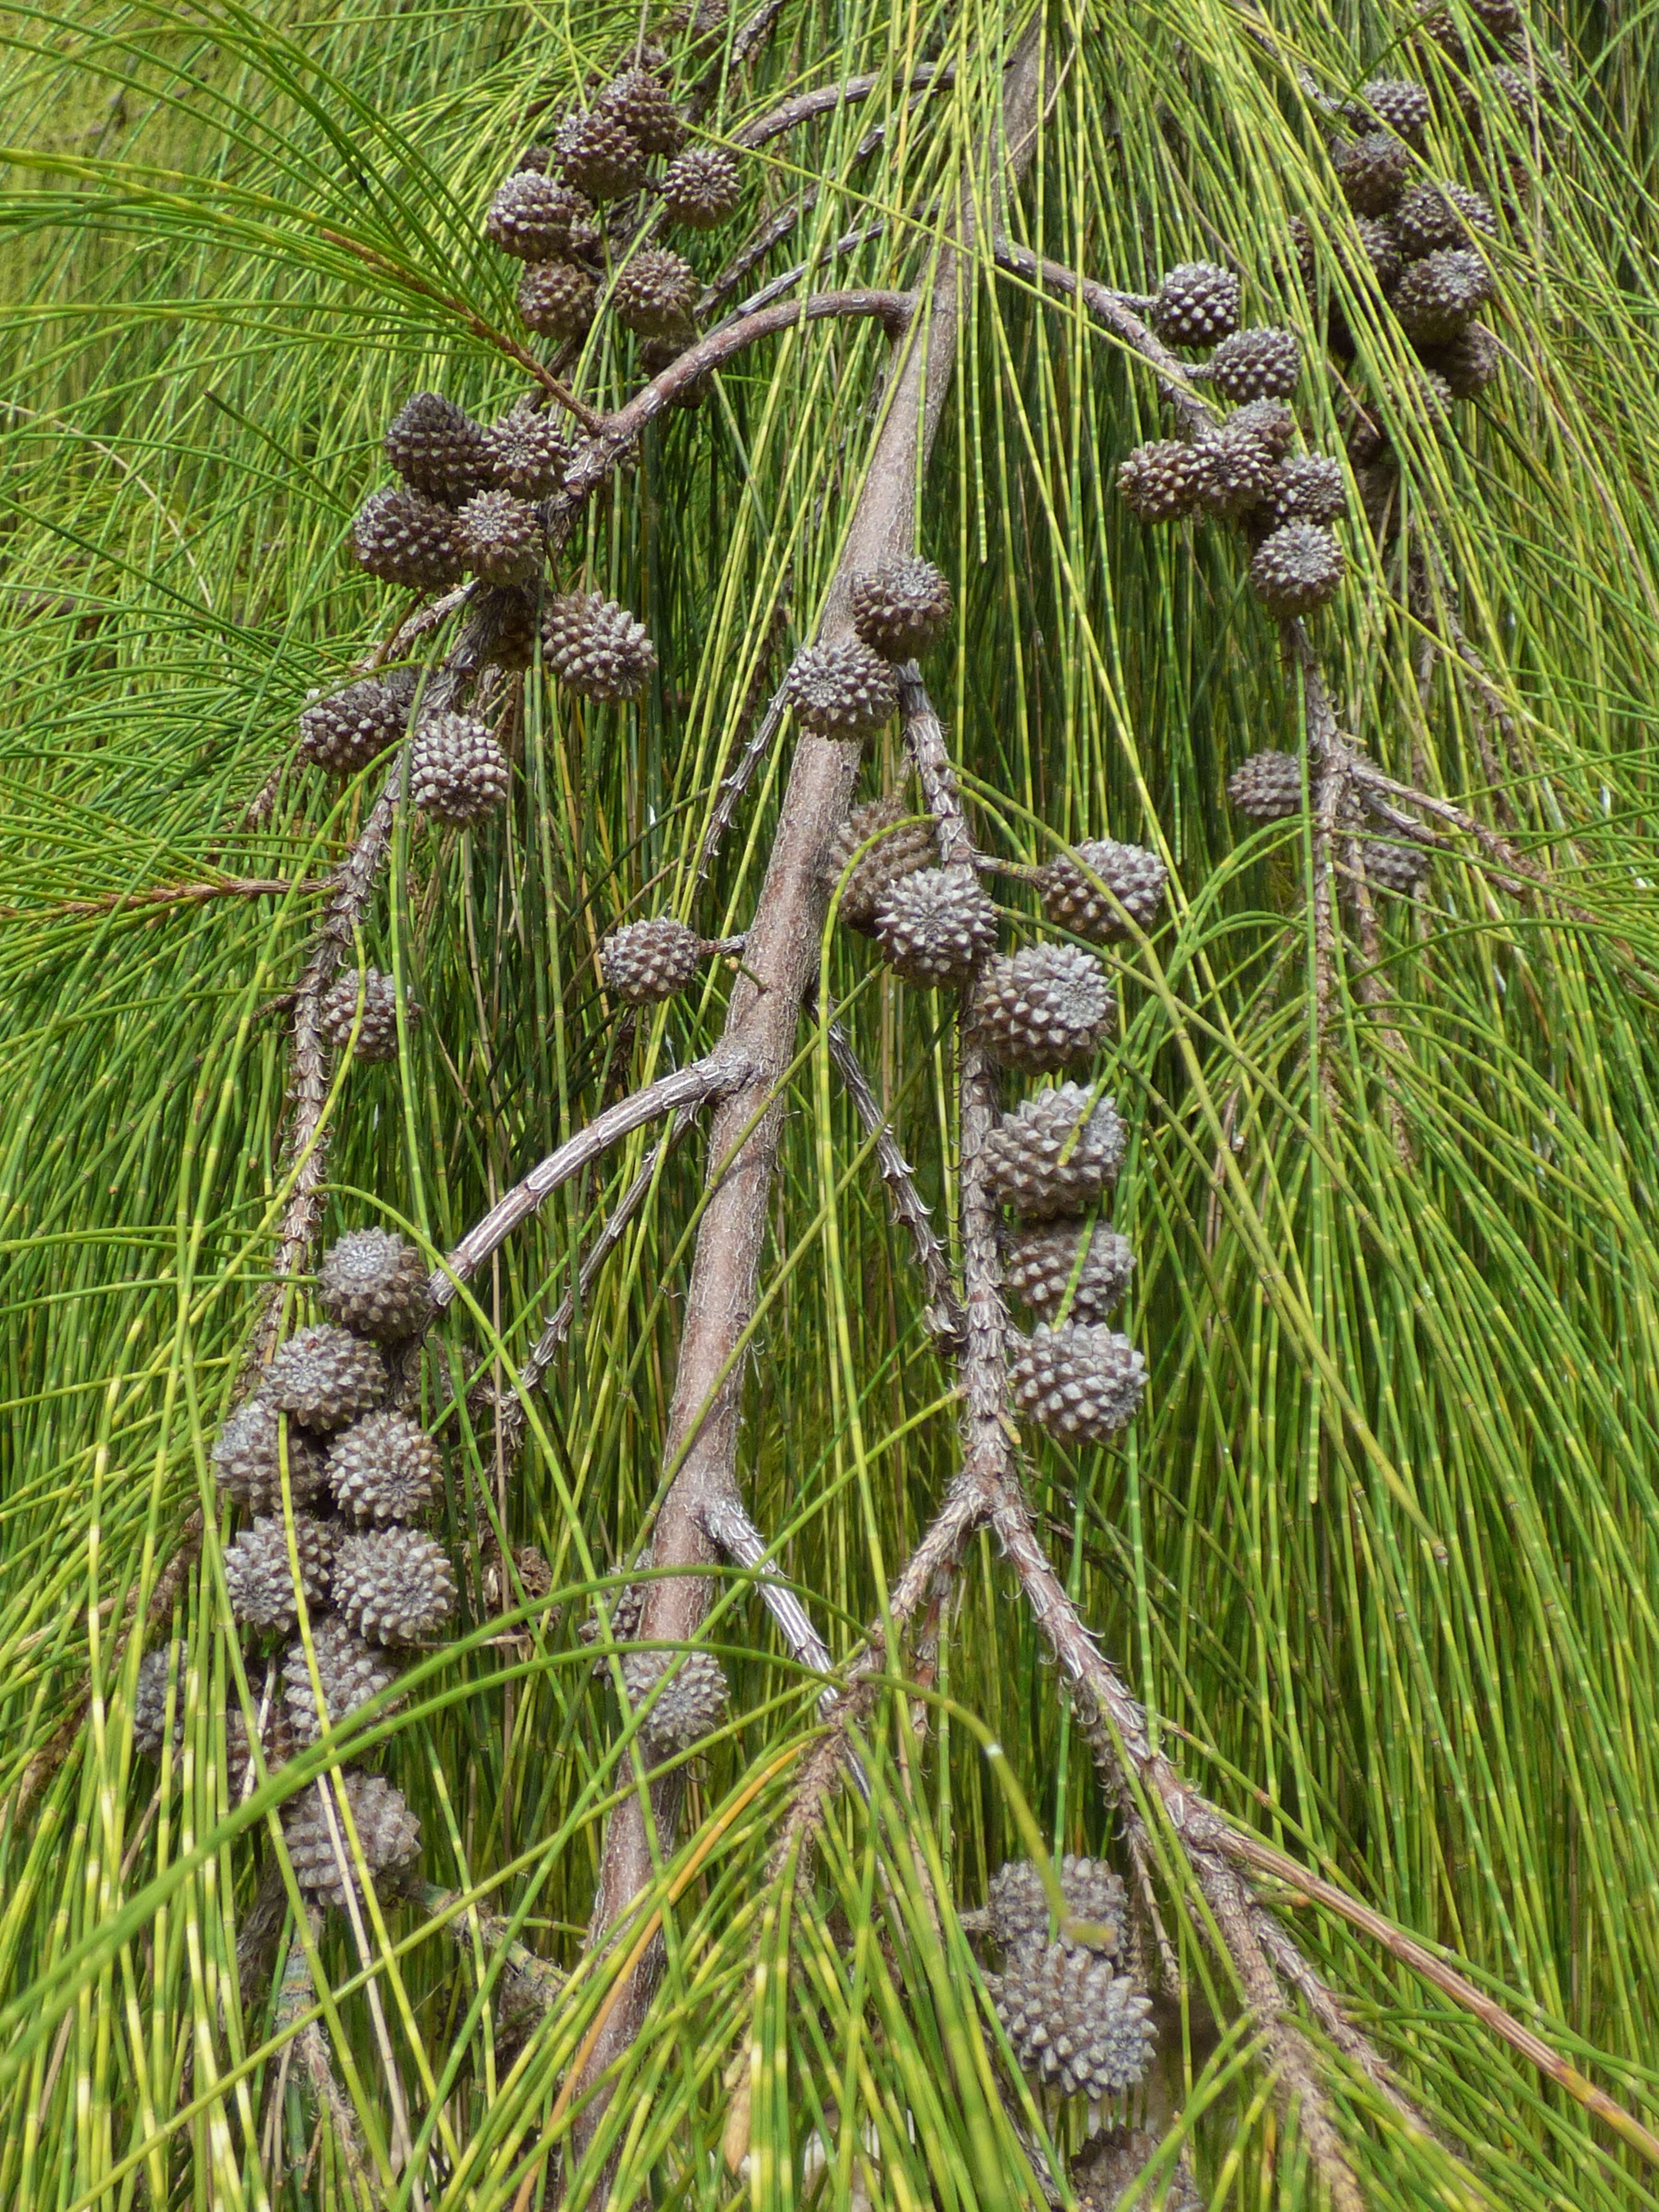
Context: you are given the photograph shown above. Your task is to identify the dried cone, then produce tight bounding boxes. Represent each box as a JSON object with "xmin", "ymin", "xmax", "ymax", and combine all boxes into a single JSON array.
[
  {"xmin": 1419, "ymin": 323, "xmax": 1501, "ymax": 396},
  {"xmin": 1005, "ymin": 1221, "xmax": 1136, "ymax": 1326},
  {"xmin": 327, "ymin": 1411, "xmax": 442, "ymax": 1525},
  {"xmin": 132, "ymin": 1645, "xmax": 183, "ymax": 1756},
  {"xmin": 283, "ymin": 1617, "xmax": 402, "ymax": 1746},
  {"xmin": 409, "ymin": 712, "xmax": 511, "ymax": 826},
  {"xmin": 1346, "ymin": 807, "xmax": 1430, "ymax": 895},
  {"xmin": 1267, "ymin": 455, "xmax": 1347, "ymax": 528},
  {"xmin": 1346, "ymin": 76, "xmax": 1433, "ymax": 142},
  {"xmin": 1392, "ymin": 247, "xmax": 1493, "ymax": 343},
  {"xmin": 456, "ymin": 488, "xmax": 542, "ymax": 584},
  {"xmin": 987, "ymin": 1856, "xmax": 1128, "ymax": 1956},
  {"xmin": 1118, "ymin": 439, "xmax": 1210, "ymax": 525},
  {"xmin": 825, "ymin": 797, "xmax": 938, "ymax": 931},
  {"xmin": 1227, "ymin": 749, "xmax": 1304, "ymax": 821},
  {"xmin": 1199, "ymin": 326, "xmax": 1301, "ymax": 402},
  {"xmin": 1393, "ymin": 179, "xmax": 1498, "ymax": 258},
  {"xmin": 334, "ymin": 1527, "xmax": 457, "ymax": 1645},
  {"xmin": 983, "ymin": 1085, "xmax": 1126, "ymax": 1221},
  {"xmin": 317, "ymin": 968, "xmax": 413, "ymax": 1064},
  {"xmin": 556, "ymin": 109, "xmax": 649, "ymax": 199},
  {"xmin": 351, "ymin": 488, "xmax": 462, "ymax": 591},
  {"xmin": 611, "ymin": 247, "xmax": 699, "ymax": 335},
  {"xmin": 224, "ymin": 1703, "xmax": 294, "ymax": 1800},
  {"xmin": 542, "ymin": 593, "xmax": 657, "ymax": 700},
  {"xmin": 1010, "ymin": 1322, "xmax": 1148, "ymax": 1442},
  {"xmin": 517, "ymin": 257, "xmax": 598, "ymax": 338},
  {"xmin": 600, "ymin": 917, "xmax": 704, "ymax": 1003},
  {"xmin": 991, "ymin": 1944, "xmax": 1157, "ymax": 2098},
  {"xmin": 660, "ymin": 144, "xmax": 741, "ymax": 227},
  {"xmin": 481, "ymin": 584, "xmax": 540, "ymax": 673},
  {"xmin": 1036, "ymin": 840, "xmax": 1166, "ymax": 941},
  {"xmin": 599, "ymin": 67, "xmax": 686, "ymax": 155},
  {"xmin": 299, "ymin": 671, "xmax": 416, "ymax": 777},
  {"xmin": 1229, "ymin": 398, "xmax": 1298, "ymax": 457},
  {"xmin": 1331, "ymin": 130, "xmax": 1412, "ymax": 215},
  {"xmin": 485, "ymin": 172, "xmax": 597, "ymax": 259},
  {"xmin": 622, "ymin": 1648, "xmax": 729, "ymax": 1749},
  {"xmin": 872, "ymin": 865, "xmax": 998, "ymax": 986},
  {"xmin": 973, "ymin": 946, "xmax": 1114, "ymax": 1073},
  {"xmin": 1192, "ymin": 423, "xmax": 1280, "ymax": 518},
  {"xmin": 849, "ymin": 556, "xmax": 953, "ymax": 661},
  {"xmin": 784, "ymin": 639, "xmax": 899, "ymax": 738},
  {"xmin": 384, "ymin": 393, "xmax": 491, "ymax": 503},
  {"xmin": 223, "ymin": 1515, "xmax": 337, "ymax": 1635},
  {"xmin": 282, "ymin": 1773, "xmax": 421, "ymax": 1911},
  {"xmin": 268, "ymin": 1325, "xmax": 386, "ymax": 1431},
  {"xmin": 213, "ymin": 1396, "xmax": 325, "ymax": 1513},
  {"xmin": 1249, "ymin": 523, "xmax": 1345, "ymax": 617},
  {"xmin": 484, "ymin": 403, "xmax": 570, "ymax": 498},
  {"xmin": 1148, "ymin": 262, "xmax": 1240, "ymax": 345}
]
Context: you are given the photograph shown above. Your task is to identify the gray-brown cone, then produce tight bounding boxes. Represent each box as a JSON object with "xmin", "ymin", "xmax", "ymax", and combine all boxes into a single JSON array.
[
  {"xmin": 224, "ymin": 1701, "xmax": 295, "ymax": 1800},
  {"xmin": 849, "ymin": 556, "xmax": 954, "ymax": 661},
  {"xmin": 1267, "ymin": 455, "xmax": 1347, "ymax": 529},
  {"xmin": 598, "ymin": 68, "xmax": 687, "ymax": 155},
  {"xmin": 317, "ymin": 1228, "xmax": 428, "ymax": 1342},
  {"xmin": 973, "ymin": 947, "xmax": 1114, "ymax": 1073},
  {"xmin": 1005, "ymin": 1221, "xmax": 1135, "ymax": 1326},
  {"xmin": 334, "ymin": 1527, "xmax": 457, "ymax": 1645},
  {"xmin": 621, "ymin": 1648, "xmax": 729, "ymax": 1749},
  {"xmin": 1228, "ymin": 399, "xmax": 1297, "ymax": 457},
  {"xmin": 1192, "ymin": 424, "xmax": 1279, "ymax": 518},
  {"xmin": 1393, "ymin": 247, "xmax": 1494, "ymax": 343},
  {"xmin": 223, "ymin": 1514, "xmax": 337, "ymax": 1635},
  {"xmin": 991, "ymin": 1945, "xmax": 1157, "ymax": 2098},
  {"xmin": 299, "ymin": 671, "xmax": 416, "ymax": 777},
  {"xmin": 384, "ymin": 393, "xmax": 491, "ymax": 504},
  {"xmin": 983, "ymin": 1085, "xmax": 1127, "ymax": 1220},
  {"xmin": 480, "ymin": 584, "xmax": 540, "ymax": 673},
  {"xmin": 1331, "ymin": 130, "xmax": 1411, "ymax": 215},
  {"xmin": 1346, "ymin": 77, "xmax": 1433, "ymax": 142},
  {"xmin": 484, "ymin": 403, "xmax": 571, "ymax": 498},
  {"xmin": 785, "ymin": 638, "xmax": 900, "ymax": 738},
  {"xmin": 517, "ymin": 257, "xmax": 598, "ymax": 338},
  {"xmin": 317, "ymin": 968, "xmax": 413, "ymax": 1063},
  {"xmin": 1249, "ymin": 523, "xmax": 1345, "ymax": 617},
  {"xmin": 1036, "ymin": 841, "xmax": 1166, "ymax": 942},
  {"xmin": 1393, "ymin": 179, "xmax": 1498, "ymax": 258},
  {"xmin": 486, "ymin": 172, "xmax": 597, "ymax": 259},
  {"xmin": 872, "ymin": 865, "xmax": 998, "ymax": 986},
  {"xmin": 1148, "ymin": 262, "xmax": 1240, "ymax": 345},
  {"xmin": 600, "ymin": 917, "xmax": 704, "ymax": 1003},
  {"xmin": 351, "ymin": 488, "xmax": 462, "ymax": 591},
  {"xmin": 612, "ymin": 247, "xmax": 699, "ymax": 335},
  {"xmin": 267, "ymin": 1324, "xmax": 386, "ymax": 1431},
  {"xmin": 213, "ymin": 1396, "xmax": 325, "ymax": 1513},
  {"xmin": 409, "ymin": 712, "xmax": 510, "ymax": 826},
  {"xmin": 987, "ymin": 1855, "xmax": 1128, "ymax": 1956},
  {"xmin": 456, "ymin": 489, "xmax": 542, "ymax": 584},
  {"xmin": 542, "ymin": 593, "xmax": 657, "ymax": 700},
  {"xmin": 825, "ymin": 797, "xmax": 938, "ymax": 931},
  {"xmin": 556, "ymin": 109, "xmax": 649, "ymax": 199},
  {"xmin": 1418, "ymin": 324, "xmax": 1501, "ymax": 397},
  {"xmin": 1198, "ymin": 326, "xmax": 1301, "ymax": 403},
  {"xmin": 1227, "ymin": 749, "xmax": 1304, "ymax": 821},
  {"xmin": 133, "ymin": 1644, "xmax": 184, "ymax": 1756},
  {"xmin": 660, "ymin": 144, "xmax": 741, "ymax": 227},
  {"xmin": 282, "ymin": 1772, "xmax": 421, "ymax": 1911},
  {"xmin": 327, "ymin": 1411, "xmax": 442, "ymax": 1526},
  {"xmin": 1118, "ymin": 439, "xmax": 1210, "ymax": 524},
  {"xmin": 1010, "ymin": 1323, "xmax": 1148, "ymax": 1442},
  {"xmin": 283, "ymin": 1617, "xmax": 403, "ymax": 1746}
]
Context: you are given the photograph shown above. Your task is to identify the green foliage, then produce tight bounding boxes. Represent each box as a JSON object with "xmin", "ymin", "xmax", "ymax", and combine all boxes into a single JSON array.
[{"xmin": 3, "ymin": 0, "xmax": 1659, "ymax": 2202}]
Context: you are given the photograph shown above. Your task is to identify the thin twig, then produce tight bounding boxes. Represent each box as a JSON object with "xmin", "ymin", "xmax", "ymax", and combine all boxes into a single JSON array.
[
  {"xmin": 731, "ymin": 64, "xmax": 950, "ymax": 149},
  {"xmin": 703, "ymin": 1491, "xmax": 838, "ymax": 1685}
]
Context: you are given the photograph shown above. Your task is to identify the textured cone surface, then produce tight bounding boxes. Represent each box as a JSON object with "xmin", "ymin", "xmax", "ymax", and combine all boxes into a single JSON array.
[
  {"xmin": 557, "ymin": 110, "xmax": 649, "ymax": 199},
  {"xmin": 1394, "ymin": 179, "xmax": 1497, "ymax": 258},
  {"xmin": 299, "ymin": 673, "xmax": 414, "ymax": 778},
  {"xmin": 485, "ymin": 403, "xmax": 570, "ymax": 497},
  {"xmin": 1117, "ymin": 439, "xmax": 1209, "ymax": 525},
  {"xmin": 480, "ymin": 584, "xmax": 540, "ymax": 672},
  {"xmin": 1192, "ymin": 425, "xmax": 1279, "ymax": 517},
  {"xmin": 1249, "ymin": 523, "xmax": 1345, "ymax": 616},
  {"xmin": 988, "ymin": 1856, "xmax": 1129, "ymax": 1956},
  {"xmin": 612, "ymin": 247, "xmax": 699, "ymax": 335},
  {"xmin": 974, "ymin": 946, "xmax": 1114, "ymax": 1073},
  {"xmin": 1393, "ymin": 247, "xmax": 1493, "ymax": 343},
  {"xmin": 133, "ymin": 1645, "xmax": 184, "ymax": 1756},
  {"xmin": 660, "ymin": 144, "xmax": 741, "ymax": 226},
  {"xmin": 517, "ymin": 255, "xmax": 597, "ymax": 337},
  {"xmin": 319, "ymin": 1227, "xmax": 428, "ymax": 1342},
  {"xmin": 1227, "ymin": 749, "xmax": 1304, "ymax": 821},
  {"xmin": 213, "ymin": 1396, "xmax": 325, "ymax": 1513},
  {"xmin": 384, "ymin": 392, "xmax": 491, "ymax": 503},
  {"xmin": 542, "ymin": 592, "xmax": 657, "ymax": 700},
  {"xmin": 622, "ymin": 1648, "xmax": 729, "ymax": 1749},
  {"xmin": 1149, "ymin": 262, "xmax": 1240, "ymax": 345},
  {"xmin": 1332, "ymin": 130, "xmax": 1411, "ymax": 214},
  {"xmin": 269, "ymin": 1325, "xmax": 385, "ymax": 1431},
  {"xmin": 317, "ymin": 967, "xmax": 411, "ymax": 1063},
  {"xmin": 1006, "ymin": 1221, "xmax": 1136, "ymax": 1326},
  {"xmin": 1408, "ymin": 364, "xmax": 1456, "ymax": 425},
  {"xmin": 1075, "ymin": 2131, "xmax": 1204, "ymax": 2212},
  {"xmin": 1010, "ymin": 1323, "xmax": 1148, "ymax": 1442},
  {"xmin": 825, "ymin": 797, "xmax": 937, "ymax": 931},
  {"xmin": 1348, "ymin": 76, "xmax": 1433, "ymax": 140},
  {"xmin": 1267, "ymin": 455, "xmax": 1347, "ymax": 528},
  {"xmin": 785, "ymin": 638, "xmax": 900, "ymax": 737},
  {"xmin": 351, "ymin": 487, "xmax": 462, "ymax": 591},
  {"xmin": 283, "ymin": 1617, "xmax": 402, "ymax": 1746},
  {"xmin": 872, "ymin": 865, "xmax": 998, "ymax": 985},
  {"xmin": 849, "ymin": 555, "xmax": 954, "ymax": 660},
  {"xmin": 223, "ymin": 1515, "xmax": 337, "ymax": 1635},
  {"xmin": 993, "ymin": 1944, "xmax": 1157, "ymax": 2097},
  {"xmin": 456, "ymin": 488, "xmax": 541, "ymax": 584},
  {"xmin": 984, "ymin": 1085, "xmax": 1127, "ymax": 1220},
  {"xmin": 600, "ymin": 917, "xmax": 703, "ymax": 1003},
  {"xmin": 1356, "ymin": 215, "xmax": 1407, "ymax": 292},
  {"xmin": 282, "ymin": 1773, "xmax": 421, "ymax": 1911},
  {"xmin": 335, "ymin": 1527, "xmax": 457, "ymax": 1645},
  {"xmin": 486, "ymin": 172, "xmax": 597, "ymax": 259},
  {"xmin": 1228, "ymin": 398, "xmax": 1297, "ymax": 457},
  {"xmin": 1201, "ymin": 326, "xmax": 1301, "ymax": 402},
  {"xmin": 1346, "ymin": 807, "xmax": 1430, "ymax": 894},
  {"xmin": 327, "ymin": 1411, "xmax": 442, "ymax": 1526},
  {"xmin": 224, "ymin": 1703, "xmax": 294, "ymax": 1799},
  {"xmin": 409, "ymin": 712, "xmax": 510, "ymax": 826},
  {"xmin": 1291, "ymin": 213, "xmax": 1402, "ymax": 304},
  {"xmin": 1037, "ymin": 840, "xmax": 1167, "ymax": 941},
  {"xmin": 599, "ymin": 68, "xmax": 686, "ymax": 154},
  {"xmin": 1419, "ymin": 322, "xmax": 1501, "ymax": 396}
]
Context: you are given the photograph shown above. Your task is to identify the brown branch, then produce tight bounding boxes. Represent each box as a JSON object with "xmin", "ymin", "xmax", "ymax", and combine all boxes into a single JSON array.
[
  {"xmin": 703, "ymin": 1491, "xmax": 838, "ymax": 1684},
  {"xmin": 693, "ymin": 595, "xmax": 789, "ymax": 887},
  {"xmin": 0, "ymin": 877, "xmax": 327, "ymax": 925},
  {"xmin": 732, "ymin": 64, "xmax": 950, "ymax": 150}
]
